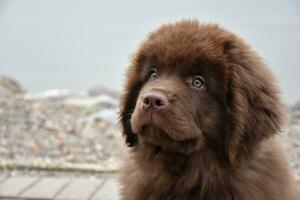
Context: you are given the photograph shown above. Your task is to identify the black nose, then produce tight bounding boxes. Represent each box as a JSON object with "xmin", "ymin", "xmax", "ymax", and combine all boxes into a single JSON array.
[{"xmin": 142, "ymin": 92, "xmax": 168, "ymax": 110}]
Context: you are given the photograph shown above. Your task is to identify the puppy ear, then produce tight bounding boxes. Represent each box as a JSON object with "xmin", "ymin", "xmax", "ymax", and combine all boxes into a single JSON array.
[
  {"xmin": 225, "ymin": 58, "xmax": 285, "ymax": 164},
  {"xmin": 119, "ymin": 68, "xmax": 142, "ymax": 147}
]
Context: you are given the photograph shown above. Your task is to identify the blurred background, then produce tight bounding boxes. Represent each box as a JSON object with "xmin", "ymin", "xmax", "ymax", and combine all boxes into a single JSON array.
[
  {"xmin": 0, "ymin": 1, "xmax": 299, "ymax": 199},
  {"xmin": 1, "ymin": 0, "xmax": 300, "ymax": 103}
]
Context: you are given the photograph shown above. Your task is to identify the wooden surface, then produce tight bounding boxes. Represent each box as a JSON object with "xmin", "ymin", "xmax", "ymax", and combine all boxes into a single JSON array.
[{"xmin": 0, "ymin": 174, "xmax": 120, "ymax": 200}]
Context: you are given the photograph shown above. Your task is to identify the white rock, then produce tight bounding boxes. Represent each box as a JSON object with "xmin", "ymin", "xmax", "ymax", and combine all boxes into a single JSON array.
[
  {"xmin": 85, "ymin": 108, "xmax": 119, "ymax": 124},
  {"xmin": 0, "ymin": 76, "xmax": 25, "ymax": 96},
  {"xmin": 22, "ymin": 89, "xmax": 81, "ymax": 100},
  {"xmin": 64, "ymin": 94, "xmax": 118, "ymax": 109}
]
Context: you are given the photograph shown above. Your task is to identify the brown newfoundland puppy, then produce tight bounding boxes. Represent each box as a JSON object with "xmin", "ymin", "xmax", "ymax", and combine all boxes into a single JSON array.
[{"xmin": 119, "ymin": 20, "xmax": 300, "ymax": 200}]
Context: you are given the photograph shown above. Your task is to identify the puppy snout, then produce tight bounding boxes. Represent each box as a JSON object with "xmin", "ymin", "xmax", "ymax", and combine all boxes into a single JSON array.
[{"xmin": 142, "ymin": 92, "xmax": 168, "ymax": 111}]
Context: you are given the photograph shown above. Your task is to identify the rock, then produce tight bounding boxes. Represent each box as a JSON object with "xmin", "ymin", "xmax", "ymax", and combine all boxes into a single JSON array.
[
  {"xmin": 23, "ymin": 89, "xmax": 79, "ymax": 100},
  {"xmin": 77, "ymin": 109, "xmax": 118, "ymax": 139},
  {"xmin": 88, "ymin": 85, "xmax": 119, "ymax": 98},
  {"xmin": 291, "ymin": 101, "xmax": 300, "ymax": 119},
  {"xmin": 0, "ymin": 76, "xmax": 25, "ymax": 96},
  {"xmin": 85, "ymin": 109, "xmax": 118, "ymax": 124},
  {"xmin": 64, "ymin": 94, "xmax": 118, "ymax": 111},
  {"xmin": 291, "ymin": 101, "xmax": 300, "ymax": 110}
]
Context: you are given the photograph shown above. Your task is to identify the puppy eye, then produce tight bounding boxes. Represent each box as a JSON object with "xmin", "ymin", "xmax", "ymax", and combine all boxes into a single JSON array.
[
  {"xmin": 192, "ymin": 76, "xmax": 205, "ymax": 89},
  {"xmin": 148, "ymin": 68, "xmax": 157, "ymax": 80}
]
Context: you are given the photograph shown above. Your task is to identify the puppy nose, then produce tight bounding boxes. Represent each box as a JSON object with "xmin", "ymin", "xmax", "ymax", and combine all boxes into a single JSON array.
[{"xmin": 142, "ymin": 92, "xmax": 168, "ymax": 110}]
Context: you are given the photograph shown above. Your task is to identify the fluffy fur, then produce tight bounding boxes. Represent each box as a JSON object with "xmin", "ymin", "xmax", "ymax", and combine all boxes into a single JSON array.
[{"xmin": 119, "ymin": 20, "xmax": 300, "ymax": 200}]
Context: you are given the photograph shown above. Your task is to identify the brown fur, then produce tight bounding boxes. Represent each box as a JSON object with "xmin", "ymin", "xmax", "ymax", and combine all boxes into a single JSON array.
[{"xmin": 119, "ymin": 20, "xmax": 300, "ymax": 200}]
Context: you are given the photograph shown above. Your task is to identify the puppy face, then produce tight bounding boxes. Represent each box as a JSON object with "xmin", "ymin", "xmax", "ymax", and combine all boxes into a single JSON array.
[
  {"xmin": 120, "ymin": 20, "xmax": 284, "ymax": 162},
  {"xmin": 130, "ymin": 53, "xmax": 227, "ymax": 154}
]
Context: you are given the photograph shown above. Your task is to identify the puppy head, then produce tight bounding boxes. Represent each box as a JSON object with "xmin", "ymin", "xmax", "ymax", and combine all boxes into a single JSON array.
[{"xmin": 120, "ymin": 20, "xmax": 285, "ymax": 162}]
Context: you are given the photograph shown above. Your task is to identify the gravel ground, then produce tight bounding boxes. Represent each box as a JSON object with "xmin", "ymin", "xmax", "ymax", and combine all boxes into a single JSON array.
[
  {"xmin": 0, "ymin": 77, "xmax": 124, "ymax": 173},
  {"xmin": 0, "ymin": 76, "xmax": 300, "ymax": 182},
  {"xmin": 281, "ymin": 113, "xmax": 300, "ymax": 181}
]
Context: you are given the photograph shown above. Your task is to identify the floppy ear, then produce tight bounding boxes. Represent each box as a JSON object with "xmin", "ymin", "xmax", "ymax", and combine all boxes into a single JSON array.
[
  {"xmin": 119, "ymin": 66, "xmax": 143, "ymax": 147},
  {"xmin": 224, "ymin": 55, "xmax": 285, "ymax": 164}
]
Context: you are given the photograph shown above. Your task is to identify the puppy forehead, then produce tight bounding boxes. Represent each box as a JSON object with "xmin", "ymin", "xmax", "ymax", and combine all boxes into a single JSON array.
[
  {"xmin": 142, "ymin": 45, "xmax": 227, "ymax": 80},
  {"xmin": 140, "ymin": 22, "xmax": 229, "ymax": 74}
]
